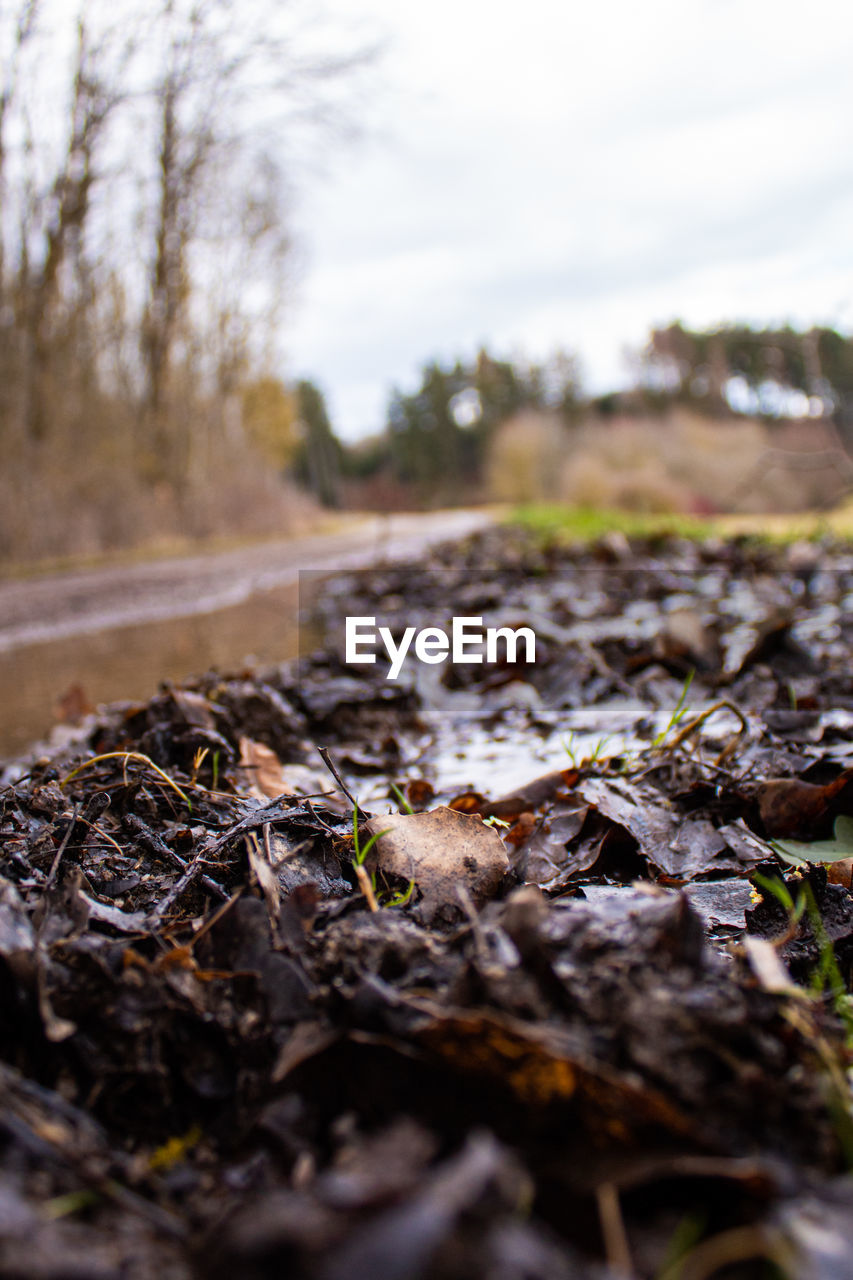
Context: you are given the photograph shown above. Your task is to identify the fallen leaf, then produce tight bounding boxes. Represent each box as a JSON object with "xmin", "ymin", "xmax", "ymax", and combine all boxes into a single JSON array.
[
  {"xmin": 512, "ymin": 802, "xmax": 591, "ymax": 888},
  {"xmin": 239, "ymin": 741, "xmax": 340, "ymax": 808},
  {"xmin": 476, "ymin": 768, "xmax": 580, "ymax": 822},
  {"xmin": 53, "ymin": 682, "xmax": 94, "ymax": 725},
  {"xmin": 405, "ymin": 778, "xmax": 435, "ymax": 810},
  {"xmin": 756, "ymin": 768, "xmax": 853, "ymax": 840},
  {"xmin": 415, "ymin": 1006, "xmax": 699, "ymax": 1142},
  {"xmin": 826, "ymin": 858, "xmax": 853, "ymax": 888},
  {"xmin": 240, "ymin": 737, "xmax": 287, "ymax": 801},
  {"xmin": 448, "ymin": 790, "xmax": 487, "ymax": 814},
  {"xmin": 366, "ymin": 807, "xmax": 509, "ymax": 922},
  {"xmin": 772, "ymin": 815, "xmax": 853, "ymax": 867}
]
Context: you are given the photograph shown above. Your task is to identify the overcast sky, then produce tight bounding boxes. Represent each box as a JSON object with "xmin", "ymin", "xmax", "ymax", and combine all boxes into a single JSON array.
[{"xmin": 286, "ymin": 0, "xmax": 853, "ymax": 441}]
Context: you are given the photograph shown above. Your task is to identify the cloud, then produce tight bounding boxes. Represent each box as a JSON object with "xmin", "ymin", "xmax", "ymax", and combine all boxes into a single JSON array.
[{"xmin": 286, "ymin": 0, "xmax": 853, "ymax": 438}]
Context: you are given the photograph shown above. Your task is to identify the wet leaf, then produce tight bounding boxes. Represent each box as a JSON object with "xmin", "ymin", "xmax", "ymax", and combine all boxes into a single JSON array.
[
  {"xmin": 756, "ymin": 768, "xmax": 853, "ymax": 840},
  {"xmin": 416, "ymin": 1006, "xmax": 700, "ymax": 1142},
  {"xmin": 476, "ymin": 768, "xmax": 580, "ymax": 822},
  {"xmin": 773, "ymin": 815, "xmax": 853, "ymax": 867}
]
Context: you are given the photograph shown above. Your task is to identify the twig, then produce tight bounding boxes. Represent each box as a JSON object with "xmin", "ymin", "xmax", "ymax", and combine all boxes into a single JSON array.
[
  {"xmin": 124, "ymin": 816, "xmax": 229, "ymax": 905},
  {"xmin": 151, "ymin": 850, "xmax": 213, "ymax": 921},
  {"xmin": 317, "ymin": 747, "xmax": 358, "ymax": 809},
  {"xmin": 596, "ymin": 1183, "xmax": 633, "ymax": 1275},
  {"xmin": 665, "ymin": 700, "xmax": 749, "ymax": 764},
  {"xmin": 456, "ymin": 884, "xmax": 489, "ymax": 963},
  {"xmin": 353, "ymin": 862, "xmax": 379, "ymax": 912},
  {"xmin": 46, "ymin": 803, "xmax": 79, "ymax": 889}
]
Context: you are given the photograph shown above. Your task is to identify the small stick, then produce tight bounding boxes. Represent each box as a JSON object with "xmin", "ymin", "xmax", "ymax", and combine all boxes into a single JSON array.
[
  {"xmin": 317, "ymin": 747, "xmax": 358, "ymax": 810},
  {"xmin": 666, "ymin": 699, "xmax": 749, "ymax": 762},
  {"xmin": 456, "ymin": 884, "xmax": 489, "ymax": 963},
  {"xmin": 317, "ymin": 749, "xmax": 383, "ymax": 910},
  {"xmin": 353, "ymin": 862, "xmax": 379, "ymax": 912},
  {"xmin": 46, "ymin": 803, "xmax": 80, "ymax": 889},
  {"xmin": 596, "ymin": 1183, "xmax": 632, "ymax": 1275}
]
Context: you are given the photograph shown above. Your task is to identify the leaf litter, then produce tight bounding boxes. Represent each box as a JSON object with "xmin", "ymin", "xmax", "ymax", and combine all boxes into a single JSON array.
[{"xmin": 4, "ymin": 527, "xmax": 853, "ymax": 1275}]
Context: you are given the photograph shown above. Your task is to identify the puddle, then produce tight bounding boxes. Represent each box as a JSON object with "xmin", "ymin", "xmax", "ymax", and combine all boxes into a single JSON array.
[
  {"xmin": 418, "ymin": 698, "xmax": 652, "ymax": 800},
  {"xmin": 0, "ymin": 583, "xmax": 300, "ymax": 760},
  {"xmin": 0, "ymin": 510, "xmax": 494, "ymax": 762}
]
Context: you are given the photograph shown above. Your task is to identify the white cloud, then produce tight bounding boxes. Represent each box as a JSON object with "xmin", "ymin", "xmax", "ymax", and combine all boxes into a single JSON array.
[{"xmin": 286, "ymin": 0, "xmax": 853, "ymax": 438}]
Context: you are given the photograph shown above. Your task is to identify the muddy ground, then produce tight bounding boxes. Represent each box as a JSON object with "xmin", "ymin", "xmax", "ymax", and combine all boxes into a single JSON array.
[{"xmin": 3, "ymin": 525, "xmax": 853, "ymax": 1279}]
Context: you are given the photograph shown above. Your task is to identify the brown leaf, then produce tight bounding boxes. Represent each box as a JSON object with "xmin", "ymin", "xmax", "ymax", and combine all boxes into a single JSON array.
[
  {"xmin": 239, "ymin": 737, "xmax": 287, "ymax": 801},
  {"xmin": 53, "ymin": 682, "xmax": 94, "ymax": 725},
  {"xmin": 756, "ymin": 768, "xmax": 853, "ymax": 839},
  {"xmin": 405, "ymin": 778, "xmax": 435, "ymax": 811},
  {"xmin": 476, "ymin": 768, "xmax": 580, "ymax": 822},
  {"xmin": 239, "ymin": 739, "xmax": 339, "ymax": 806},
  {"xmin": 512, "ymin": 802, "xmax": 591, "ymax": 888},
  {"xmin": 366, "ymin": 807, "xmax": 509, "ymax": 922},
  {"xmin": 447, "ymin": 791, "xmax": 487, "ymax": 814},
  {"xmin": 826, "ymin": 858, "xmax": 853, "ymax": 889},
  {"xmin": 415, "ymin": 1007, "xmax": 699, "ymax": 1143}
]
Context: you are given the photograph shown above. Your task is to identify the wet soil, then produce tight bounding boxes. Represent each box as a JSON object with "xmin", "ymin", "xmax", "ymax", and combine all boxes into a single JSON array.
[{"xmin": 3, "ymin": 525, "xmax": 853, "ymax": 1279}]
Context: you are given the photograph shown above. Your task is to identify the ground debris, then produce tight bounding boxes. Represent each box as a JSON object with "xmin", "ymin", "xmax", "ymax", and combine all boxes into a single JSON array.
[{"xmin": 4, "ymin": 526, "xmax": 853, "ymax": 1277}]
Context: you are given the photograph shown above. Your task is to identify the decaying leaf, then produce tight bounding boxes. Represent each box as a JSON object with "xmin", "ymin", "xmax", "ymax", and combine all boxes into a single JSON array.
[
  {"xmin": 415, "ymin": 1006, "xmax": 700, "ymax": 1145},
  {"xmin": 772, "ymin": 815, "xmax": 853, "ymax": 867},
  {"xmin": 366, "ymin": 807, "xmax": 509, "ymax": 922},
  {"xmin": 8, "ymin": 525, "xmax": 853, "ymax": 1277},
  {"xmin": 473, "ymin": 768, "xmax": 579, "ymax": 822},
  {"xmin": 756, "ymin": 769, "xmax": 853, "ymax": 840}
]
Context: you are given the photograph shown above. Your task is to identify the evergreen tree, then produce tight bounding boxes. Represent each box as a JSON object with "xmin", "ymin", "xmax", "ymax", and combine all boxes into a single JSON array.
[
  {"xmin": 294, "ymin": 380, "xmax": 342, "ymax": 508},
  {"xmin": 384, "ymin": 346, "xmax": 581, "ymax": 501}
]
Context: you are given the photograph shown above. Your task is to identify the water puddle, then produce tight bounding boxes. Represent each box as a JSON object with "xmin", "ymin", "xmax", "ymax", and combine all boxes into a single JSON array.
[
  {"xmin": 420, "ymin": 697, "xmax": 651, "ymax": 800},
  {"xmin": 0, "ymin": 583, "xmax": 300, "ymax": 760}
]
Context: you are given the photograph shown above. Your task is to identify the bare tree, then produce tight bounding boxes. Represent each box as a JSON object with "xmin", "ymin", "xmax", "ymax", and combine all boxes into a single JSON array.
[
  {"xmin": 137, "ymin": 0, "xmax": 376, "ymax": 488},
  {"xmin": 20, "ymin": 16, "xmax": 130, "ymax": 441},
  {"xmin": 0, "ymin": 0, "xmax": 377, "ymax": 558},
  {"xmin": 0, "ymin": 0, "xmax": 38, "ymax": 300}
]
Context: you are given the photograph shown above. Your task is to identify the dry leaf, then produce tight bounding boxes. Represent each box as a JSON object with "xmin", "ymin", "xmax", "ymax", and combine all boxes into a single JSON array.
[
  {"xmin": 826, "ymin": 857, "xmax": 853, "ymax": 888},
  {"xmin": 239, "ymin": 737, "xmax": 287, "ymax": 801},
  {"xmin": 756, "ymin": 768, "xmax": 853, "ymax": 840},
  {"xmin": 366, "ymin": 807, "xmax": 509, "ymax": 922},
  {"xmin": 239, "ymin": 740, "xmax": 339, "ymax": 806}
]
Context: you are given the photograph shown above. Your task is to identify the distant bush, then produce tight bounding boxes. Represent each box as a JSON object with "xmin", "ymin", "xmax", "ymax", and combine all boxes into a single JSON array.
[
  {"xmin": 554, "ymin": 409, "xmax": 850, "ymax": 514},
  {"xmin": 485, "ymin": 411, "xmax": 569, "ymax": 503},
  {"xmin": 0, "ymin": 421, "xmax": 317, "ymax": 567}
]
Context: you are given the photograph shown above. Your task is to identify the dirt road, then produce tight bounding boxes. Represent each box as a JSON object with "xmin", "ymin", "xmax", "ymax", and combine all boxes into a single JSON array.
[{"xmin": 0, "ymin": 510, "xmax": 493, "ymax": 654}]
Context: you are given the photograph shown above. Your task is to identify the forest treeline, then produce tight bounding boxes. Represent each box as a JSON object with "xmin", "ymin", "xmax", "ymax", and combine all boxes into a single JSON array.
[{"xmin": 321, "ymin": 323, "xmax": 853, "ymax": 512}]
